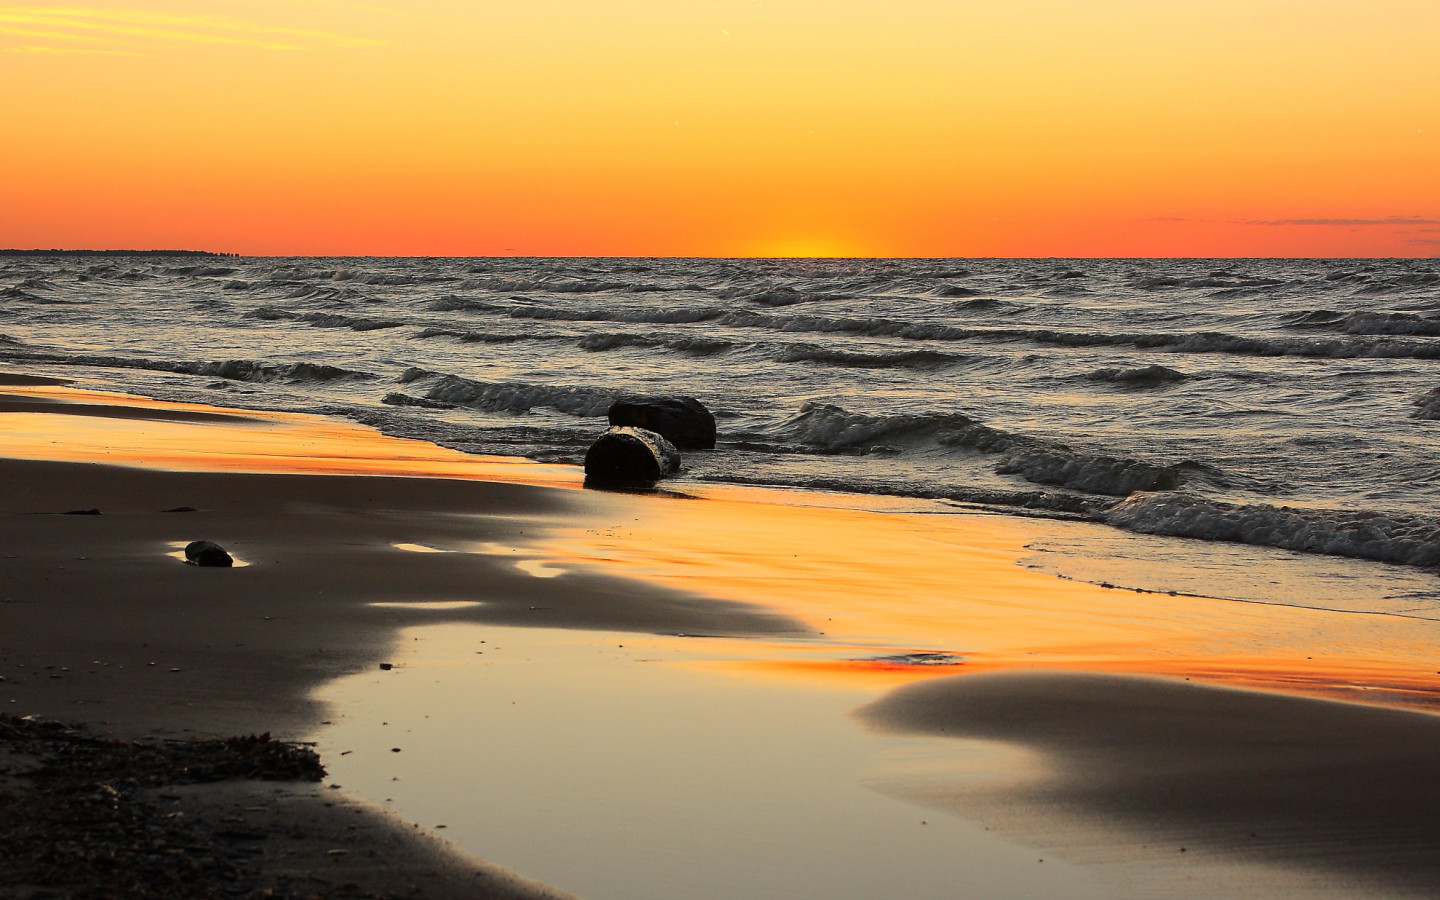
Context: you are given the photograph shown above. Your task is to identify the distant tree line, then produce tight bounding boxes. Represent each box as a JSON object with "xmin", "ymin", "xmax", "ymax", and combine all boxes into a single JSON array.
[{"xmin": 0, "ymin": 249, "xmax": 234, "ymax": 257}]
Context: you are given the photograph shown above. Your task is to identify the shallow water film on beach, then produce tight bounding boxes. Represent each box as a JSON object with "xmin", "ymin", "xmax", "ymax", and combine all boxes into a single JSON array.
[
  {"xmin": 2, "ymin": 255, "xmax": 1438, "ymax": 570},
  {"xmin": 319, "ymin": 626, "xmax": 1116, "ymax": 900}
]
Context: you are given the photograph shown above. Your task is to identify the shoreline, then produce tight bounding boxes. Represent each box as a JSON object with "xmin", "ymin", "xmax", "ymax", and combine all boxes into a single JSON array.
[{"xmin": 5, "ymin": 375, "xmax": 1440, "ymax": 897}]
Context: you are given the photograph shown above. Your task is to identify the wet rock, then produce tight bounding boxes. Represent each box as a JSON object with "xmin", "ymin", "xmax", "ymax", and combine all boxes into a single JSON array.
[
  {"xmin": 184, "ymin": 540, "xmax": 233, "ymax": 567},
  {"xmin": 584, "ymin": 427, "xmax": 681, "ymax": 487},
  {"xmin": 608, "ymin": 397, "xmax": 716, "ymax": 450}
]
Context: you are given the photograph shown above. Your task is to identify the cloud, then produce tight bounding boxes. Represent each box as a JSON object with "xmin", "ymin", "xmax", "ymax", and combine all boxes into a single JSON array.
[
  {"xmin": 0, "ymin": 6, "xmax": 383, "ymax": 53},
  {"xmin": 1246, "ymin": 216, "xmax": 1440, "ymax": 227},
  {"xmin": 1406, "ymin": 238, "xmax": 1440, "ymax": 246},
  {"xmin": 7, "ymin": 43, "xmax": 150, "ymax": 55}
]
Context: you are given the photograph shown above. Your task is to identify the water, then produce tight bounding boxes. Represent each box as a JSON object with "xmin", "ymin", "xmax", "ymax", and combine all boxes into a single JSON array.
[
  {"xmin": 317, "ymin": 624, "xmax": 1117, "ymax": 900},
  {"xmin": 2, "ymin": 255, "xmax": 1438, "ymax": 568}
]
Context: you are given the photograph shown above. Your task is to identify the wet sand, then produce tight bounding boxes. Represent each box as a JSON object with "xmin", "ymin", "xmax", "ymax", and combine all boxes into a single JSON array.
[
  {"xmin": 860, "ymin": 671, "xmax": 1440, "ymax": 897},
  {"xmin": 5, "ymin": 375, "xmax": 1440, "ymax": 898}
]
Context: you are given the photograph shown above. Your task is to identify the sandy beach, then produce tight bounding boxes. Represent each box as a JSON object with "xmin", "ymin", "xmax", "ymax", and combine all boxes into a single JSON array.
[{"xmin": 5, "ymin": 374, "xmax": 1440, "ymax": 899}]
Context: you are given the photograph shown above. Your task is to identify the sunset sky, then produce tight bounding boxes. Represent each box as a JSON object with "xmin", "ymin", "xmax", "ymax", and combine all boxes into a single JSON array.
[{"xmin": 2, "ymin": 1, "xmax": 1438, "ymax": 257}]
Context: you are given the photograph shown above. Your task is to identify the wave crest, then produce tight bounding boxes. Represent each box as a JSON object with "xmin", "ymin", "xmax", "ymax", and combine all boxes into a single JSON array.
[
  {"xmin": 1107, "ymin": 492, "xmax": 1440, "ymax": 568},
  {"xmin": 397, "ymin": 370, "xmax": 619, "ymax": 417}
]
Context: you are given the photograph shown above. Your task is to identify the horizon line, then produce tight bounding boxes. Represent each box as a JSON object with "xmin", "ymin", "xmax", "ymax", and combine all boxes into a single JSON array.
[{"xmin": 3, "ymin": 249, "xmax": 1437, "ymax": 261}]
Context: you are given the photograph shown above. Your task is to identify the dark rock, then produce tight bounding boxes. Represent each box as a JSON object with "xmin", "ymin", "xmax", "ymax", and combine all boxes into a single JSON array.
[
  {"xmin": 62, "ymin": 508, "xmax": 101, "ymax": 516},
  {"xmin": 162, "ymin": 506, "xmax": 197, "ymax": 513},
  {"xmin": 608, "ymin": 397, "xmax": 716, "ymax": 450},
  {"xmin": 584, "ymin": 427, "xmax": 681, "ymax": 487},
  {"xmin": 184, "ymin": 540, "xmax": 234, "ymax": 567}
]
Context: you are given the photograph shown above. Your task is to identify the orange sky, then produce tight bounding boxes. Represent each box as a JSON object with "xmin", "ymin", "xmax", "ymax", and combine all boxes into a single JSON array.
[{"xmin": 2, "ymin": 1, "xmax": 1438, "ymax": 256}]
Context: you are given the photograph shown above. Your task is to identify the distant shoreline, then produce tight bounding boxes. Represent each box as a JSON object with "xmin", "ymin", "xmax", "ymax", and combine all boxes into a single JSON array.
[{"xmin": 0, "ymin": 248, "xmax": 232, "ymax": 257}]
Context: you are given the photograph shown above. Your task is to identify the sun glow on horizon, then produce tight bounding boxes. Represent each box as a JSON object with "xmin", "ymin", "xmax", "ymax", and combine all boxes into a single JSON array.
[{"xmin": 2, "ymin": 0, "xmax": 1438, "ymax": 256}]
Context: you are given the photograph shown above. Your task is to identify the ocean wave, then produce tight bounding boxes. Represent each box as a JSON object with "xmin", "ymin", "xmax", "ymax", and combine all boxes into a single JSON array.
[
  {"xmin": 164, "ymin": 266, "xmax": 237, "ymax": 278},
  {"xmin": 745, "ymin": 287, "xmax": 846, "ymax": 306},
  {"xmin": 187, "ymin": 360, "xmax": 374, "ymax": 383},
  {"xmin": 0, "ymin": 351, "xmax": 372, "ymax": 384},
  {"xmin": 1133, "ymin": 273, "xmax": 1284, "ymax": 291},
  {"xmin": 396, "ymin": 369, "xmax": 619, "ymax": 417},
  {"xmin": 775, "ymin": 344, "xmax": 964, "ymax": 370},
  {"xmin": 282, "ymin": 284, "xmax": 369, "ymax": 302},
  {"xmin": 1337, "ymin": 312, "xmax": 1440, "ymax": 336},
  {"xmin": 779, "ymin": 402, "xmax": 999, "ymax": 453},
  {"xmin": 473, "ymin": 277, "xmax": 627, "ymax": 294},
  {"xmin": 1084, "ymin": 364, "xmax": 1189, "ymax": 387},
  {"xmin": 729, "ymin": 313, "xmax": 1440, "ymax": 359},
  {"xmin": 427, "ymin": 295, "xmax": 505, "ymax": 313},
  {"xmin": 778, "ymin": 402, "xmax": 1195, "ymax": 497},
  {"xmin": 1106, "ymin": 492, "xmax": 1440, "ymax": 568},
  {"xmin": 245, "ymin": 306, "xmax": 298, "ymax": 321},
  {"xmin": 1284, "ymin": 310, "xmax": 1440, "ymax": 336},
  {"xmin": 934, "ymin": 285, "xmax": 980, "ymax": 297},
  {"xmin": 413, "ymin": 327, "xmax": 539, "ymax": 344},
  {"xmin": 1413, "ymin": 387, "xmax": 1440, "ymax": 420},
  {"xmin": 1282, "ymin": 310, "xmax": 1345, "ymax": 328},
  {"xmin": 298, "ymin": 312, "xmax": 404, "ymax": 331},
  {"xmin": 511, "ymin": 304, "xmax": 728, "ymax": 325},
  {"xmin": 995, "ymin": 448, "xmax": 1187, "ymax": 496},
  {"xmin": 576, "ymin": 332, "xmax": 734, "ymax": 355},
  {"xmin": 329, "ymin": 270, "xmax": 452, "ymax": 287},
  {"xmin": 382, "ymin": 392, "xmax": 456, "ymax": 410},
  {"xmin": 1359, "ymin": 272, "xmax": 1440, "ymax": 294}
]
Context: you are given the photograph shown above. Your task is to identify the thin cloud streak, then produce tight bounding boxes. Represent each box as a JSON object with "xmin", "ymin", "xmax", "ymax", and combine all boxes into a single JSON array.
[
  {"xmin": 0, "ymin": 23, "xmax": 103, "ymax": 41},
  {"xmin": 8, "ymin": 43, "xmax": 150, "ymax": 56},
  {"xmin": 0, "ymin": 7, "xmax": 383, "ymax": 52},
  {"xmin": 1246, "ymin": 217, "xmax": 1440, "ymax": 227}
]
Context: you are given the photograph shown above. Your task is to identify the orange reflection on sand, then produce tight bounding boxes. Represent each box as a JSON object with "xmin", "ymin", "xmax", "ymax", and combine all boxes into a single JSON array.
[
  {"xmin": 0, "ymin": 384, "xmax": 582, "ymax": 486},
  {"xmin": 547, "ymin": 488, "xmax": 1440, "ymax": 708}
]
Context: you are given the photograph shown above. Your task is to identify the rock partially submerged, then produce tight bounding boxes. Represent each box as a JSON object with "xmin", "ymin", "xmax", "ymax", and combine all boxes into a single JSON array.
[
  {"xmin": 584, "ymin": 427, "xmax": 681, "ymax": 487},
  {"xmin": 184, "ymin": 540, "xmax": 234, "ymax": 567},
  {"xmin": 608, "ymin": 396, "xmax": 716, "ymax": 450}
]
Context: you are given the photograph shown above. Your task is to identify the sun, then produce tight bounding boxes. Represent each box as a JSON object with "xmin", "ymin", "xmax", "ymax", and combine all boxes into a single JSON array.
[{"xmin": 746, "ymin": 235, "xmax": 867, "ymax": 259}]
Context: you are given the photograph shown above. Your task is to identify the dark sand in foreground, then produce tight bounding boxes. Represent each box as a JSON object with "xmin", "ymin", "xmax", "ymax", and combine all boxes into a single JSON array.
[{"xmin": 0, "ymin": 382, "xmax": 801, "ymax": 898}]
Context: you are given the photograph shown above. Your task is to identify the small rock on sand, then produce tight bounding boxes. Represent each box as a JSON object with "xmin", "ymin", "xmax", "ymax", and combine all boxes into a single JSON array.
[{"xmin": 184, "ymin": 540, "xmax": 234, "ymax": 567}]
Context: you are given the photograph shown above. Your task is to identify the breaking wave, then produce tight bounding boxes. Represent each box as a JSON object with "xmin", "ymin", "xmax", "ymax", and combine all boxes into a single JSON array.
[
  {"xmin": 1107, "ymin": 492, "xmax": 1440, "ymax": 568},
  {"xmin": 774, "ymin": 402, "xmax": 1191, "ymax": 497}
]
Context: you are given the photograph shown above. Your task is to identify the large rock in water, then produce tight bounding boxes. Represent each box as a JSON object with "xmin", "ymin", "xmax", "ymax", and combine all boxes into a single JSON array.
[
  {"xmin": 584, "ymin": 427, "xmax": 682, "ymax": 486},
  {"xmin": 608, "ymin": 397, "xmax": 716, "ymax": 450},
  {"xmin": 184, "ymin": 540, "xmax": 233, "ymax": 567}
]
